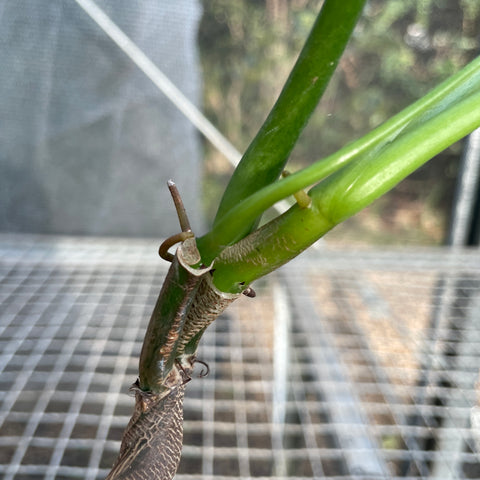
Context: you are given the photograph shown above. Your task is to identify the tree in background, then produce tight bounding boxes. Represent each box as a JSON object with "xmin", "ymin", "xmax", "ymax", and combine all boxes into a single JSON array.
[{"xmin": 199, "ymin": 0, "xmax": 480, "ymax": 244}]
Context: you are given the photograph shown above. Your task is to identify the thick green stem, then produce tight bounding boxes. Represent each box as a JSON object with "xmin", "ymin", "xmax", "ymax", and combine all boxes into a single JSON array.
[
  {"xmin": 210, "ymin": 88, "xmax": 480, "ymax": 293},
  {"xmin": 212, "ymin": 0, "xmax": 367, "ymax": 233}
]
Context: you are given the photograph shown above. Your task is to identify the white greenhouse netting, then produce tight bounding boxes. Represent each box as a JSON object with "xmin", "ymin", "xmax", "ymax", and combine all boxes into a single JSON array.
[{"xmin": 0, "ymin": 0, "xmax": 204, "ymax": 236}]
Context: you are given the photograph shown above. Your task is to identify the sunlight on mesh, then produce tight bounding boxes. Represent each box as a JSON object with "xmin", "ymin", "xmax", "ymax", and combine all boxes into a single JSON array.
[{"xmin": 0, "ymin": 235, "xmax": 479, "ymax": 479}]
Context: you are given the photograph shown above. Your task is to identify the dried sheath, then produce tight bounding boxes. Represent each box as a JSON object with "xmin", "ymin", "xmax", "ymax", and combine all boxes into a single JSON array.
[{"xmin": 105, "ymin": 378, "xmax": 187, "ymax": 480}]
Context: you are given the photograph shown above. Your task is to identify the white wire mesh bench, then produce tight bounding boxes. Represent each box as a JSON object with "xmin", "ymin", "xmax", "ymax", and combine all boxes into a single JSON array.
[{"xmin": 0, "ymin": 234, "xmax": 479, "ymax": 479}]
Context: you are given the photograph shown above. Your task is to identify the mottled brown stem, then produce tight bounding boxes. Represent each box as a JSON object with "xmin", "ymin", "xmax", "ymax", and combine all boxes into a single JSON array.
[
  {"xmin": 138, "ymin": 244, "xmax": 209, "ymax": 392},
  {"xmin": 105, "ymin": 246, "xmax": 241, "ymax": 480},
  {"xmin": 176, "ymin": 272, "xmax": 240, "ymax": 357}
]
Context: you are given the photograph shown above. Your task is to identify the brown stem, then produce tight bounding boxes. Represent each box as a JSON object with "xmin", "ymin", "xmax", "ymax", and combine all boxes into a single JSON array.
[{"xmin": 105, "ymin": 182, "xmax": 242, "ymax": 480}]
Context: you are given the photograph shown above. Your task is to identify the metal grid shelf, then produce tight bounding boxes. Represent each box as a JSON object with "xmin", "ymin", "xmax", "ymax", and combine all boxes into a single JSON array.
[{"xmin": 0, "ymin": 234, "xmax": 479, "ymax": 480}]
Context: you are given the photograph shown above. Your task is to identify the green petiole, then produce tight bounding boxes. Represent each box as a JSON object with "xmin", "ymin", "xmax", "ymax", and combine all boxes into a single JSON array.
[{"xmin": 197, "ymin": 55, "xmax": 480, "ymax": 264}]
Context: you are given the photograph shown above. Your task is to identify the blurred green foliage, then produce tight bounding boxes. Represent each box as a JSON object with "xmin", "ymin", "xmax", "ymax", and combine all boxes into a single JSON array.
[{"xmin": 198, "ymin": 0, "xmax": 480, "ymax": 244}]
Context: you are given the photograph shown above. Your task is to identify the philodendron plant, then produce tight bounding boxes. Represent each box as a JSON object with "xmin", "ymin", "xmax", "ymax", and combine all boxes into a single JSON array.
[{"xmin": 105, "ymin": 1, "xmax": 480, "ymax": 479}]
